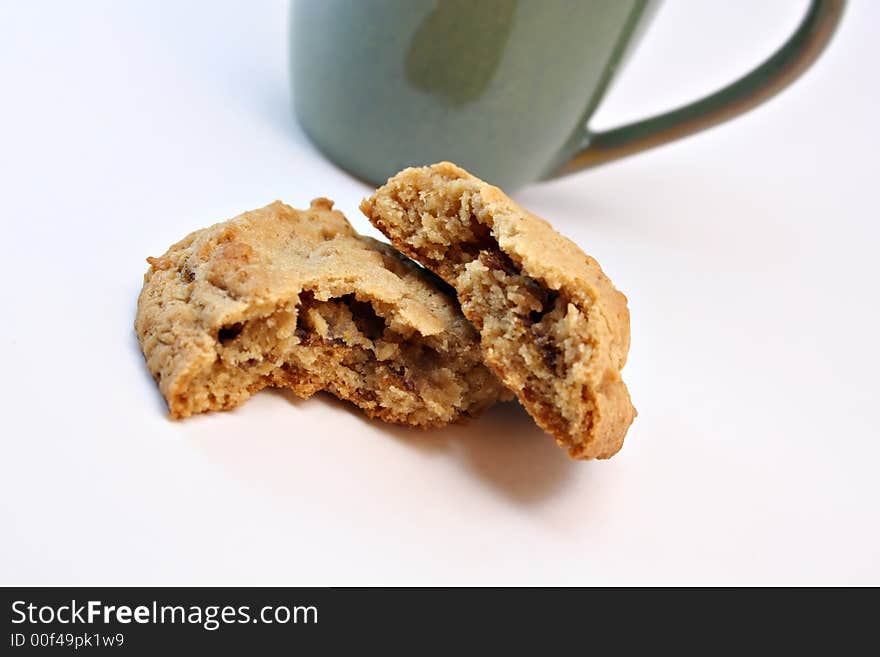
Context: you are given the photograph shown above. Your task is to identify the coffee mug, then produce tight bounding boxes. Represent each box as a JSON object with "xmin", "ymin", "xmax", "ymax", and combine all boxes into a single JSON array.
[{"xmin": 291, "ymin": 0, "xmax": 843, "ymax": 189}]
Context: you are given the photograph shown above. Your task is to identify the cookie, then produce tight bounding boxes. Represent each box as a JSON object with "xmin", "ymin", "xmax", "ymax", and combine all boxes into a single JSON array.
[
  {"xmin": 135, "ymin": 199, "xmax": 509, "ymax": 426},
  {"xmin": 361, "ymin": 163, "xmax": 635, "ymax": 459}
]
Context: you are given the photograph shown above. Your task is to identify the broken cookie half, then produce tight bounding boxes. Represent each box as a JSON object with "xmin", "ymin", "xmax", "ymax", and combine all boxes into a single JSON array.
[
  {"xmin": 361, "ymin": 162, "xmax": 636, "ymax": 459},
  {"xmin": 135, "ymin": 199, "xmax": 510, "ymax": 427}
]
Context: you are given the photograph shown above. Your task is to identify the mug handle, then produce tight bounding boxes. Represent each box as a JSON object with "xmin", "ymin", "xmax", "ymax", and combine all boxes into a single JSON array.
[{"xmin": 550, "ymin": 0, "xmax": 845, "ymax": 177}]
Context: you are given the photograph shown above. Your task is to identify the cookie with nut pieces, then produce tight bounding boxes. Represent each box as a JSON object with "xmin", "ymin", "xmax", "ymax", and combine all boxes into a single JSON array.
[
  {"xmin": 361, "ymin": 162, "xmax": 635, "ymax": 459},
  {"xmin": 135, "ymin": 199, "xmax": 510, "ymax": 426}
]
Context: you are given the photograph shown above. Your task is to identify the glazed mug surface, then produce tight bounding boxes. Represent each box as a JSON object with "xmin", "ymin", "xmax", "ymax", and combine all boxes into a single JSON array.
[{"xmin": 291, "ymin": 0, "xmax": 843, "ymax": 189}]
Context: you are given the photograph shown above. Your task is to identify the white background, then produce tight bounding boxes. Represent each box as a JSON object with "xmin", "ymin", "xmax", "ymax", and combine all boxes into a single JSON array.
[{"xmin": 1, "ymin": 1, "xmax": 877, "ymax": 585}]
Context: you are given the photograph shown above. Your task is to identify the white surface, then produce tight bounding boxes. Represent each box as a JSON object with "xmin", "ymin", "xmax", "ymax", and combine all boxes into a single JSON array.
[{"xmin": 1, "ymin": 0, "xmax": 878, "ymax": 586}]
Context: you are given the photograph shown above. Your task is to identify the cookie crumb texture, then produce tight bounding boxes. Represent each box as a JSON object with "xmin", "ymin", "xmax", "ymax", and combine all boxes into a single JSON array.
[
  {"xmin": 362, "ymin": 163, "xmax": 636, "ymax": 458},
  {"xmin": 135, "ymin": 199, "xmax": 508, "ymax": 427}
]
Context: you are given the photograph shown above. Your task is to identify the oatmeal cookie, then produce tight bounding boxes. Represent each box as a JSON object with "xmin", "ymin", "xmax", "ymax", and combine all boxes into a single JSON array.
[
  {"xmin": 135, "ymin": 199, "xmax": 509, "ymax": 426},
  {"xmin": 361, "ymin": 163, "xmax": 635, "ymax": 458}
]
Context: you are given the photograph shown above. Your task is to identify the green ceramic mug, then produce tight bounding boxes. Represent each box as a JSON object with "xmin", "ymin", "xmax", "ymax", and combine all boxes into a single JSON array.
[{"xmin": 291, "ymin": 0, "xmax": 843, "ymax": 189}]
